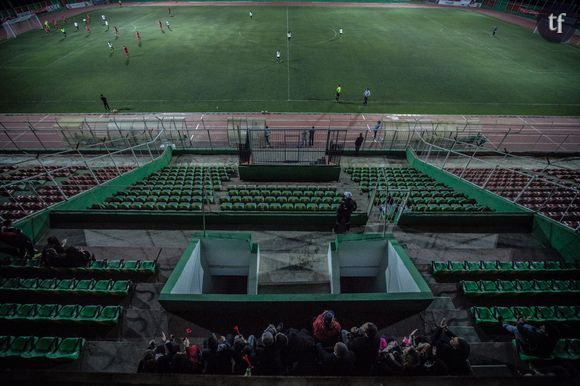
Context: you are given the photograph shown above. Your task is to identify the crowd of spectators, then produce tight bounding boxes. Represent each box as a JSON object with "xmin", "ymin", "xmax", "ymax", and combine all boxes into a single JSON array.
[{"xmin": 137, "ymin": 311, "xmax": 472, "ymax": 376}]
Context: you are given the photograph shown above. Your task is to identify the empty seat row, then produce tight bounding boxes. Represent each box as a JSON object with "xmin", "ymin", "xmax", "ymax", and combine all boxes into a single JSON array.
[
  {"xmin": 228, "ymin": 189, "xmax": 340, "ymax": 198},
  {"xmin": 229, "ymin": 185, "xmax": 336, "ymax": 192},
  {"xmin": 108, "ymin": 195, "xmax": 212, "ymax": 204},
  {"xmin": 94, "ymin": 202, "xmax": 203, "ymax": 211},
  {"xmin": 0, "ymin": 303, "xmax": 121, "ymax": 325},
  {"xmin": 222, "ymin": 196, "xmax": 341, "ymax": 205},
  {"xmin": 0, "ymin": 335, "xmax": 84, "ymax": 361},
  {"xmin": 120, "ymin": 189, "xmax": 214, "ymax": 197},
  {"xmin": 433, "ymin": 260, "xmax": 577, "ymax": 277},
  {"xmin": 220, "ymin": 202, "xmax": 337, "ymax": 212},
  {"xmin": 413, "ymin": 204, "xmax": 490, "ymax": 212},
  {"xmin": 0, "ymin": 258, "xmax": 156, "ymax": 275},
  {"xmin": 461, "ymin": 279, "xmax": 580, "ymax": 297},
  {"xmin": 471, "ymin": 305, "xmax": 580, "ymax": 325},
  {"xmin": 0, "ymin": 277, "xmax": 131, "ymax": 297}
]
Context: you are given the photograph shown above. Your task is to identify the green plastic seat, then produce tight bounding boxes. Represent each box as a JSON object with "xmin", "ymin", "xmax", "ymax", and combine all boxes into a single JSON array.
[
  {"xmin": 511, "ymin": 306, "xmax": 534, "ymax": 321},
  {"xmin": 78, "ymin": 305, "xmax": 102, "ymax": 322},
  {"xmin": 553, "ymin": 339, "xmax": 580, "ymax": 360},
  {"xmin": 495, "ymin": 306, "xmax": 516, "ymax": 323},
  {"xmin": 319, "ymin": 203, "xmax": 331, "ymax": 212},
  {"xmin": 529, "ymin": 261, "xmax": 546, "ymax": 271},
  {"xmin": 245, "ymin": 203, "xmax": 257, "ymax": 211},
  {"xmin": 2, "ymin": 336, "xmax": 36, "ymax": 359},
  {"xmin": 36, "ymin": 304, "xmax": 59, "ymax": 320},
  {"xmin": 74, "ymin": 279, "xmax": 95, "ymax": 293},
  {"xmin": 139, "ymin": 261, "xmax": 156, "ymax": 273},
  {"xmin": 0, "ymin": 303, "xmax": 17, "ymax": 318},
  {"xmin": 553, "ymin": 280, "xmax": 574, "ymax": 293},
  {"xmin": 220, "ymin": 203, "xmax": 233, "ymax": 211},
  {"xmin": 481, "ymin": 280, "xmax": 499, "ymax": 293},
  {"xmin": 257, "ymin": 203, "xmax": 269, "ymax": 211},
  {"xmin": 497, "ymin": 261, "xmax": 513, "ymax": 271},
  {"xmin": 254, "ymin": 196, "xmax": 264, "ymax": 203},
  {"xmin": 11, "ymin": 304, "xmax": 37, "ymax": 320},
  {"xmin": 241, "ymin": 196, "xmax": 253, "ymax": 204},
  {"xmin": 306, "ymin": 203, "xmax": 318, "ymax": 212},
  {"xmin": 432, "ymin": 261, "xmax": 448, "ymax": 275},
  {"xmin": 97, "ymin": 306, "xmax": 121, "ymax": 324},
  {"xmin": 56, "ymin": 305, "xmax": 80, "ymax": 321},
  {"xmin": 535, "ymin": 306, "xmax": 558, "ymax": 323},
  {"xmin": 47, "ymin": 337, "xmax": 84, "ymax": 361},
  {"xmin": 93, "ymin": 280, "xmax": 112, "ymax": 294},
  {"xmin": 269, "ymin": 203, "xmax": 282, "ymax": 211},
  {"xmin": 264, "ymin": 196, "xmax": 276, "ymax": 204},
  {"xmin": 111, "ymin": 280, "xmax": 131, "ymax": 295},
  {"xmin": 545, "ymin": 261, "xmax": 562, "ymax": 270},
  {"xmin": 556, "ymin": 306, "xmax": 580, "ymax": 322},
  {"xmin": 22, "ymin": 336, "xmax": 59, "ymax": 359},
  {"xmin": 281, "ymin": 203, "xmax": 294, "ymax": 211},
  {"xmin": 294, "ymin": 203, "xmax": 307, "ymax": 211},
  {"xmin": 498, "ymin": 280, "xmax": 517, "ymax": 293},
  {"xmin": 56, "ymin": 279, "xmax": 75, "ymax": 291},
  {"xmin": 516, "ymin": 280, "xmax": 535, "ymax": 292},
  {"xmin": 232, "ymin": 203, "xmax": 245, "ymax": 211},
  {"xmin": 107, "ymin": 260, "xmax": 123, "ymax": 270},
  {"xmin": 481, "ymin": 261, "xmax": 498, "ymax": 273},
  {"xmin": 276, "ymin": 196, "xmax": 288, "ymax": 204},
  {"xmin": 472, "ymin": 307, "xmax": 495, "ymax": 324},
  {"xmin": 533, "ymin": 280, "xmax": 553, "ymax": 292},
  {"xmin": 288, "ymin": 197, "xmax": 299, "ymax": 204},
  {"xmin": 448, "ymin": 261, "xmax": 466, "ymax": 273},
  {"xmin": 461, "ymin": 281, "xmax": 480, "ymax": 295},
  {"xmin": 513, "ymin": 261, "xmax": 531, "ymax": 272},
  {"xmin": 464, "ymin": 261, "xmax": 482, "ymax": 273}
]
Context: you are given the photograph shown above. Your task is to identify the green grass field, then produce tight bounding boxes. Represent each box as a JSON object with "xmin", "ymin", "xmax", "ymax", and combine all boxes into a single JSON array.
[{"xmin": 0, "ymin": 6, "xmax": 579, "ymax": 115}]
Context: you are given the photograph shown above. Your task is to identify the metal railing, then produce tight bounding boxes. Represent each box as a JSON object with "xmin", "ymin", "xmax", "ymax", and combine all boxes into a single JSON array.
[
  {"xmin": 1, "ymin": 114, "xmax": 578, "ymax": 153},
  {"xmin": 0, "ymin": 128, "xmax": 167, "ymax": 224},
  {"xmin": 410, "ymin": 130, "xmax": 580, "ymax": 230}
]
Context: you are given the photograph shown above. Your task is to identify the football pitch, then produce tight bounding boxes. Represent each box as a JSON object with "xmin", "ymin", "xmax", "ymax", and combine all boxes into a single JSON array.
[{"xmin": 0, "ymin": 5, "xmax": 579, "ymax": 115}]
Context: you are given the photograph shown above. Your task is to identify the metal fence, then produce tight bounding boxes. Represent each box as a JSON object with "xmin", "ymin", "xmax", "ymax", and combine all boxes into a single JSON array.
[
  {"xmin": 0, "ymin": 127, "xmax": 167, "ymax": 223},
  {"xmin": 1, "ymin": 113, "xmax": 579, "ymax": 154},
  {"xmin": 411, "ymin": 130, "xmax": 580, "ymax": 230}
]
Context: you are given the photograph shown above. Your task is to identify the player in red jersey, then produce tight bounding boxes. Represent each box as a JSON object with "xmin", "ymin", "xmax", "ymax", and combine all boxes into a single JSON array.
[
  {"xmin": 123, "ymin": 46, "xmax": 129, "ymax": 56},
  {"xmin": 136, "ymin": 31, "xmax": 141, "ymax": 40},
  {"xmin": 158, "ymin": 20, "xmax": 163, "ymax": 30}
]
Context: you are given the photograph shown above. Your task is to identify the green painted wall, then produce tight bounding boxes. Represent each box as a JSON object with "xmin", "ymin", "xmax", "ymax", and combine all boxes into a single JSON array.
[
  {"xmin": 15, "ymin": 148, "xmax": 173, "ymax": 243},
  {"xmin": 533, "ymin": 216, "xmax": 580, "ymax": 263}
]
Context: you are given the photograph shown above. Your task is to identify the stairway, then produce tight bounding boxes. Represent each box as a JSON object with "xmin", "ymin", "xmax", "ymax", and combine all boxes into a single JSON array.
[{"xmin": 258, "ymin": 251, "xmax": 331, "ymax": 294}]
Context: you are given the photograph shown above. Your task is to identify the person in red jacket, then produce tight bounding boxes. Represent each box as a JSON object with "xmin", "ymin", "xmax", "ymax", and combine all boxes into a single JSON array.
[{"xmin": 312, "ymin": 310, "xmax": 341, "ymax": 346}]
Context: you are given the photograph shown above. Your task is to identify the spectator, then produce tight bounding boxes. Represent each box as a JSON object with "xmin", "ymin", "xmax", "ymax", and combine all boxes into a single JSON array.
[
  {"xmin": 281, "ymin": 327, "xmax": 316, "ymax": 375},
  {"xmin": 137, "ymin": 351, "xmax": 157, "ymax": 373},
  {"xmin": 0, "ymin": 219, "xmax": 35, "ymax": 258},
  {"xmin": 309, "ymin": 126, "xmax": 315, "ymax": 146},
  {"xmin": 231, "ymin": 333, "xmax": 256, "ymax": 375},
  {"xmin": 431, "ymin": 318, "xmax": 471, "ymax": 375},
  {"xmin": 315, "ymin": 342, "xmax": 355, "ymax": 376},
  {"xmin": 346, "ymin": 322, "xmax": 380, "ymax": 376},
  {"xmin": 355, "ymin": 133, "xmax": 364, "ymax": 156},
  {"xmin": 312, "ymin": 310, "xmax": 341, "ymax": 346},
  {"xmin": 254, "ymin": 331, "xmax": 285, "ymax": 375},
  {"xmin": 41, "ymin": 236, "xmax": 93, "ymax": 267},
  {"xmin": 335, "ymin": 192, "xmax": 357, "ymax": 233},
  {"xmin": 499, "ymin": 315, "xmax": 558, "ymax": 358}
]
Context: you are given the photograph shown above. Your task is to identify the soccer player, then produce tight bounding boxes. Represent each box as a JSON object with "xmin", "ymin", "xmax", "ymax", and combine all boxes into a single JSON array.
[
  {"xmin": 60, "ymin": 27, "xmax": 66, "ymax": 38},
  {"xmin": 166, "ymin": 20, "xmax": 171, "ymax": 31},
  {"xmin": 101, "ymin": 94, "xmax": 110, "ymax": 111},
  {"xmin": 168, "ymin": 7, "xmax": 172, "ymax": 17},
  {"xmin": 159, "ymin": 20, "xmax": 163, "ymax": 30},
  {"xmin": 276, "ymin": 50, "xmax": 281, "ymax": 63},
  {"xmin": 492, "ymin": 26, "xmax": 498, "ymax": 37},
  {"xmin": 101, "ymin": 15, "xmax": 106, "ymax": 24},
  {"xmin": 136, "ymin": 31, "xmax": 141, "ymax": 41},
  {"xmin": 335, "ymin": 84, "xmax": 342, "ymax": 102},
  {"xmin": 74, "ymin": 21, "xmax": 79, "ymax": 31},
  {"xmin": 86, "ymin": 15, "xmax": 90, "ymax": 24},
  {"xmin": 123, "ymin": 46, "xmax": 129, "ymax": 56},
  {"xmin": 287, "ymin": 31, "xmax": 292, "ymax": 41},
  {"xmin": 105, "ymin": 20, "xmax": 109, "ymax": 31},
  {"xmin": 85, "ymin": 25, "xmax": 91, "ymax": 34},
  {"xmin": 114, "ymin": 25, "xmax": 119, "ymax": 37},
  {"xmin": 107, "ymin": 41, "xmax": 113, "ymax": 51},
  {"xmin": 118, "ymin": 0, "xmax": 122, "ymax": 7},
  {"xmin": 339, "ymin": 28, "xmax": 343, "ymax": 36},
  {"xmin": 249, "ymin": 11, "xmax": 253, "ymax": 19},
  {"xmin": 44, "ymin": 20, "xmax": 49, "ymax": 30},
  {"xmin": 363, "ymin": 88, "xmax": 371, "ymax": 105}
]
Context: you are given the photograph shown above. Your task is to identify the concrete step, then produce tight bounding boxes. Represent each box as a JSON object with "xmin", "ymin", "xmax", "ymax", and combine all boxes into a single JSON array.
[
  {"xmin": 259, "ymin": 269, "xmax": 329, "ymax": 284},
  {"xmin": 471, "ymin": 364, "xmax": 513, "ymax": 377}
]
